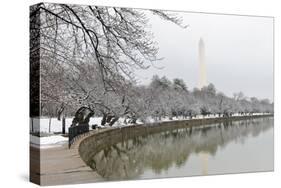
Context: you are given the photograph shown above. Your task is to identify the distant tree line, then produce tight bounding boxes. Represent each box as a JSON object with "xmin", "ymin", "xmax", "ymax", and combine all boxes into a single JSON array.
[
  {"xmin": 41, "ymin": 72, "xmax": 273, "ymax": 126},
  {"xmin": 135, "ymin": 76, "xmax": 273, "ymax": 121}
]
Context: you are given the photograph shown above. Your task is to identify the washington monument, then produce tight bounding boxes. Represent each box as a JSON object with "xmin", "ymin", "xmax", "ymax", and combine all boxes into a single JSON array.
[{"xmin": 198, "ymin": 38, "xmax": 207, "ymax": 89}]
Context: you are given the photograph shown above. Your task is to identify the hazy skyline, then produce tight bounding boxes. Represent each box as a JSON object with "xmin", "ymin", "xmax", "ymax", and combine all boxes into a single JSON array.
[{"xmin": 135, "ymin": 11, "xmax": 274, "ymax": 101}]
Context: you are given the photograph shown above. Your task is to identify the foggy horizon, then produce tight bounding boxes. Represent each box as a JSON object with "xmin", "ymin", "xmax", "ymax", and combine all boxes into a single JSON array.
[{"xmin": 135, "ymin": 11, "xmax": 274, "ymax": 102}]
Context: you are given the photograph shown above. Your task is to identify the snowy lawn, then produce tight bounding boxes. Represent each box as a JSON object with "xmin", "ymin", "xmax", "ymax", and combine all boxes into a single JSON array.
[
  {"xmin": 30, "ymin": 134, "xmax": 68, "ymax": 149},
  {"xmin": 30, "ymin": 113, "xmax": 268, "ymax": 133},
  {"xmin": 29, "ymin": 113, "xmax": 269, "ymax": 148},
  {"xmin": 30, "ymin": 117, "xmax": 104, "ymax": 133},
  {"xmin": 29, "ymin": 117, "xmax": 135, "ymax": 148}
]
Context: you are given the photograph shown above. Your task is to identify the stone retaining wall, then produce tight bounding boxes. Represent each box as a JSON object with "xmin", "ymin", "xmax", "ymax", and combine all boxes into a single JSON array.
[{"xmin": 78, "ymin": 114, "xmax": 273, "ymax": 167}]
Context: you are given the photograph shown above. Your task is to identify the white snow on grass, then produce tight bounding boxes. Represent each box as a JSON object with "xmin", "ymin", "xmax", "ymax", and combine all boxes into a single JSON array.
[
  {"xmin": 30, "ymin": 113, "xmax": 269, "ymax": 133},
  {"xmin": 29, "ymin": 113, "xmax": 269, "ymax": 148},
  {"xmin": 30, "ymin": 134, "xmax": 68, "ymax": 149},
  {"xmin": 30, "ymin": 117, "xmax": 104, "ymax": 133}
]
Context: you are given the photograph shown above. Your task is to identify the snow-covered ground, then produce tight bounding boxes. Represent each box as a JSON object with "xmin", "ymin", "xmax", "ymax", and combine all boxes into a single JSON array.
[
  {"xmin": 29, "ymin": 117, "xmax": 139, "ymax": 149},
  {"xmin": 30, "ymin": 117, "xmax": 142, "ymax": 133},
  {"xmin": 30, "ymin": 134, "xmax": 68, "ymax": 149},
  {"xmin": 30, "ymin": 117, "xmax": 103, "ymax": 133},
  {"xmin": 30, "ymin": 113, "xmax": 269, "ymax": 134},
  {"xmin": 30, "ymin": 112, "xmax": 270, "ymax": 149}
]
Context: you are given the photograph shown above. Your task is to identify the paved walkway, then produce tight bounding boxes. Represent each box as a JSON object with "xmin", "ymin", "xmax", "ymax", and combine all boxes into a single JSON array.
[{"xmin": 30, "ymin": 131, "xmax": 103, "ymax": 186}]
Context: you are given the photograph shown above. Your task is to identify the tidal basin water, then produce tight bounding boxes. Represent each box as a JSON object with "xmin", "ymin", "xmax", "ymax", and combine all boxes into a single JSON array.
[{"xmin": 89, "ymin": 117, "xmax": 273, "ymax": 180}]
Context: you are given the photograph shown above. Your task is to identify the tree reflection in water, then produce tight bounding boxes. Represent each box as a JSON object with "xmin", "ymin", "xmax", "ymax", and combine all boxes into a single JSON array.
[{"xmin": 89, "ymin": 118, "xmax": 273, "ymax": 180}]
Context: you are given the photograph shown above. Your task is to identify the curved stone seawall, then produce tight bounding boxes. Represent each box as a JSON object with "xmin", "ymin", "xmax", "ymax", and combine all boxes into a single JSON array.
[{"xmin": 79, "ymin": 114, "xmax": 273, "ymax": 167}]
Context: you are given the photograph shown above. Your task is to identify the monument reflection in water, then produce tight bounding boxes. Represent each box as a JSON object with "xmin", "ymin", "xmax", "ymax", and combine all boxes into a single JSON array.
[{"xmin": 88, "ymin": 118, "xmax": 273, "ymax": 180}]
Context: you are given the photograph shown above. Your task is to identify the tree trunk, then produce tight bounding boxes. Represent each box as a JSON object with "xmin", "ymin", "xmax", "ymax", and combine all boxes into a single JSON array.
[
  {"xmin": 131, "ymin": 118, "xmax": 137, "ymax": 124},
  {"xmin": 48, "ymin": 117, "xmax": 52, "ymax": 133},
  {"xmin": 106, "ymin": 115, "xmax": 114, "ymax": 123},
  {"xmin": 31, "ymin": 118, "xmax": 34, "ymax": 133},
  {"xmin": 123, "ymin": 117, "xmax": 128, "ymax": 124},
  {"xmin": 101, "ymin": 113, "xmax": 107, "ymax": 125},
  {"xmin": 62, "ymin": 116, "xmax": 65, "ymax": 134},
  {"xmin": 109, "ymin": 117, "xmax": 119, "ymax": 126}
]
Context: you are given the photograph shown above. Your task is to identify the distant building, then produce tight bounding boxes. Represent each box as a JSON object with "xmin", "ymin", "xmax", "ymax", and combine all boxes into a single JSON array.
[{"xmin": 198, "ymin": 38, "xmax": 207, "ymax": 89}]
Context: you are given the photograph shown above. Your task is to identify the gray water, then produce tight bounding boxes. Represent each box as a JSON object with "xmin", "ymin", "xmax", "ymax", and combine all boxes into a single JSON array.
[{"xmin": 89, "ymin": 117, "xmax": 274, "ymax": 180}]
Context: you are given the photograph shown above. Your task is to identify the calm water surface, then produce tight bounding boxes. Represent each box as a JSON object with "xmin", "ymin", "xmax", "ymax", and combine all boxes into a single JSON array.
[{"xmin": 88, "ymin": 117, "xmax": 274, "ymax": 180}]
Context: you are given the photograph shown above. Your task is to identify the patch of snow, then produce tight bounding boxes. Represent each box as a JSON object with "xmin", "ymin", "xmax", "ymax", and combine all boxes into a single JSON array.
[
  {"xmin": 30, "ymin": 134, "xmax": 68, "ymax": 149},
  {"xmin": 30, "ymin": 117, "xmax": 105, "ymax": 133},
  {"xmin": 30, "ymin": 116, "xmax": 144, "ymax": 133},
  {"xmin": 29, "ymin": 112, "xmax": 270, "ymax": 148},
  {"xmin": 30, "ymin": 113, "xmax": 270, "ymax": 134}
]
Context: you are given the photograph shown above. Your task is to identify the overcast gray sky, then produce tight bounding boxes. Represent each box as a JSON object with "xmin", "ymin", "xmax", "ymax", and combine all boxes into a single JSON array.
[{"xmin": 135, "ymin": 11, "xmax": 274, "ymax": 101}]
